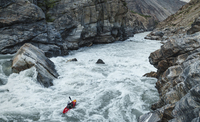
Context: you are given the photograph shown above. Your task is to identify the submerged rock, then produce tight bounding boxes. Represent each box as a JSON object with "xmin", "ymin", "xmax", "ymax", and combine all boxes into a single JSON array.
[
  {"xmin": 0, "ymin": 77, "xmax": 7, "ymax": 85},
  {"xmin": 0, "ymin": 88, "xmax": 9, "ymax": 93},
  {"xmin": 12, "ymin": 43, "xmax": 59, "ymax": 87},
  {"xmin": 66, "ymin": 58, "xmax": 78, "ymax": 63},
  {"xmin": 2, "ymin": 60, "xmax": 12, "ymax": 76}
]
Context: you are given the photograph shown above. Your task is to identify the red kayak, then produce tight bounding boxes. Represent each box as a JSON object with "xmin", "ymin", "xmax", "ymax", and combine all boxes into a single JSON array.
[{"xmin": 63, "ymin": 99, "xmax": 76, "ymax": 114}]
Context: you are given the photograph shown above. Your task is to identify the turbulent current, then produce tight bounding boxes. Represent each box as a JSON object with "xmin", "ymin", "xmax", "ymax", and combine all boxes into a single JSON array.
[{"xmin": 0, "ymin": 32, "xmax": 161, "ymax": 122}]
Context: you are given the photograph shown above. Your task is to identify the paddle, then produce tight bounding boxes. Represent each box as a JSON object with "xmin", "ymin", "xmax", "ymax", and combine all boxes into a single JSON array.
[{"xmin": 69, "ymin": 96, "xmax": 72, "ymax": 101}]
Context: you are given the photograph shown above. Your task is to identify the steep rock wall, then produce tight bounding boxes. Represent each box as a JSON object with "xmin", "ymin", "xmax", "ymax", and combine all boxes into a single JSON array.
[
  {"xmin": 140, "ymin": 15, "xmax": 200, "ymax": 122},
  {"xmin": 0, "ymin": 0, "xmax": 129, "ymax": 57}
]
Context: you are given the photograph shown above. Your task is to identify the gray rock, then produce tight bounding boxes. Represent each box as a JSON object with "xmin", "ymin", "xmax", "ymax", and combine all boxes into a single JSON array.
[
  {"xmin": 139, "ymin": 112, "xmax": 161, "ymax": 122},
  {"xmin": 0, "ymin": 0, "xmax": 130, "ymax": 57},
  {"xmin": 191, "ymin": 117, "xmax": 200, "ymax": 122},
  {"xmin": 0, "ymin": 0, "xmax": 45, "ymax": 28},
  {"xmin": 145, "ymin": 29, "xmax": 200, "ymax": 121},
  {"xmin": 66, "ymin": 58, "xmax": 78, "ymax": 63},
  {"xmin": 0, "ymin": 0, "xmax": 16, "ymax": 8},
  {"xmin": 12, "ymin": 43, "xmax": 59, "ymax": 87},
  {"xmin": 2, "ymin": 60, "xmax": 12, "ymax": 76},
  {"xmin": 139, "ymin": 104, "xmax": 174, "ymax": 122},
  {"xmin": 0, "ymin": 88, "xmax": 9, "ymax": 92},
  {"xmin": 0, "ymin": 76, "xmax": 8, "ymax": 85},
  {"xmin": 187, "ymin": 16, "xmax": 200, "ymax": 35},
  {"xmin": 169, "ymin": 84, "xmax": 200, "ymax": 122}
]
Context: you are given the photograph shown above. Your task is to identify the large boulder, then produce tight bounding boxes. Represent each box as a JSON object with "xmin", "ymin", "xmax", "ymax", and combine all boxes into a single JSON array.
[{"xmin": 12, "ymin": 43, "xmax": 59, "ymax": 87}]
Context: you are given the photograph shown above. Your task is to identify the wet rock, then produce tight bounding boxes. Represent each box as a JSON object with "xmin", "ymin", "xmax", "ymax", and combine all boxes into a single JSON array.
[
  {"xmin": 2, "ymin": 60, "xmax": 12, "ymax": 76},
  {"xmin": 0, "ymin": 88, "xmax": 9, "ymax": 93},
  {"xmin": 144, "ymin": 36, "xmax": 161, "ymax": 40},
  {"xmin": 0, "ymin": 0, "xmax": 15, "ymax": 8},
  {"xmin": 71, "ymin": 58, "xmax": 77, "ymax": 62},
  {"xmin": 0, "ymin": 77, "xmax": 7, "ymax": 85},
  {"xmin": 145, "ymin": 30, "xmax": 165, "ymax": 40},
  {"xmin": 139, "ymin": 112, "xmax": 161, "ymax": 122},
  {"xmin": 66, "ymin": 58, "xmax": 78, "ymax": 63},
  {"xmin": 12, "ymin": 43, "xmax": 59, "ymax": 87},
  {"xmin": 96, "ymin": 59, "xmax": 105, "ymax": 64},
  {"xmin": 143, "ymin": 71, "xmax": 157, "ymax": 78},
  {"xmin": 140, "ymin": 104, "xmax": 174, "ymax": 122}
]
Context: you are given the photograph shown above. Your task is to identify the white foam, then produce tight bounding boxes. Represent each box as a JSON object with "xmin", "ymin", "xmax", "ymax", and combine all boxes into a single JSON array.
[{"xmin": 0, "ymin": 32, "xmax": 161, "ymax": 122}]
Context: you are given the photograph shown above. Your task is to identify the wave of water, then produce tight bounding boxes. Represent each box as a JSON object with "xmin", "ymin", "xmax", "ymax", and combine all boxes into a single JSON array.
[{"xmin": 0, "ymin": 32, "xmax": 161, "ymax": 122}]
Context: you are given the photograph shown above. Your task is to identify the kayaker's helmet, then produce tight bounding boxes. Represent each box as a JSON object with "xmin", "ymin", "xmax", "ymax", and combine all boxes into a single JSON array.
[{"xmin": 73, "ymin": 100, "xmax": 76, "ymax": 102}]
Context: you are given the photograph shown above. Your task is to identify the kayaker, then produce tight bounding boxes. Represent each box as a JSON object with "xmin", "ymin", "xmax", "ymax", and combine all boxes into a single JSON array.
[
  {"xmin": 67, "ymin": 102, "xmax": 73, "ymax": 109},
  {"xmin": 63, "ymin": 97, "xmax": 77, "ymax": 114}
]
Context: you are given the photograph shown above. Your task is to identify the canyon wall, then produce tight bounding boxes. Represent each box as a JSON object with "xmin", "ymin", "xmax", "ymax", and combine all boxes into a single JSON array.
[
  {"xmin": 0, "ymin": 0, "xmax": 130, "ymax": 57},
  {"xmin": 140, "ymin": 0, "xmax": 200, "ymax": 121}
]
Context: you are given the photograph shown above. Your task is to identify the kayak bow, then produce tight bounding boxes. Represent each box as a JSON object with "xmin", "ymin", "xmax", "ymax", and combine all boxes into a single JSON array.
[{"xmin": 63, "ymin": 99, "xmax": 76, "ymax": 114}]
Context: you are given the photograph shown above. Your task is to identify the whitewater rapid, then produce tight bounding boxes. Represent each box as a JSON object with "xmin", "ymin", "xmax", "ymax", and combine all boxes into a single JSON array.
[{"xmin": 0, "ymin": 32, "xmax": 161, "ymax": 122}]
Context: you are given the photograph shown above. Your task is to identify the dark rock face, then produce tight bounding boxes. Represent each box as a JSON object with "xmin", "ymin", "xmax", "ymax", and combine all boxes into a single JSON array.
[
  {"xmin": 139, "ymin": 32, "xmax": 200, "ymax": 121},
  {"xmin": 0, "ymin": 0, "xmax": 65, "ymax": 57},
  {"xmin": 12, "ymin": 43, "xmax": 59, "ymax": 87},
  {"xmin": 0, "ymin": 0, "xmax": 130, "ymax": 57},
  {"xmin": 0, "ymin": 0, "xmax": 45, "ymax": 28},
  {"xmin": 47, "ymin": 0, "xmax": 129, "ymax": 46},
  {"xmin": 0, "ymin": 0, "xmax": 16, "ymax": 8}
]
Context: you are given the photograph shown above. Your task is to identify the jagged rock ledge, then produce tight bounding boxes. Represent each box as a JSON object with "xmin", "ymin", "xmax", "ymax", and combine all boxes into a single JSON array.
[
  {"xmin": 139, "ymin": 16, "xmax": 200, "ymax": 122},
  {"xmin": 12, "ymin": 43, "xmax": 59, "ymax": 87}
]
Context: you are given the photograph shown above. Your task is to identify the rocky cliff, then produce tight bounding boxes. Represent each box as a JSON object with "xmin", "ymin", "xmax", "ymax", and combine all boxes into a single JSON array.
[
  {"xmin": 140, "ymin": 0, "xmax": 200, "ymax": 121},
  {"xmin": 146, "ymin": 0, "xmax": 200, "ymax": 40},
  {"xmin": 125, "ymin": 0, "xmax": 186, "ymax": 21},
  {"xmin": 124, "ymin": 0, "xmax": 187, "ymax": 33},
  {"xmin": 0, "ymin": 0, "xmax": 130, "ymax": 57}
]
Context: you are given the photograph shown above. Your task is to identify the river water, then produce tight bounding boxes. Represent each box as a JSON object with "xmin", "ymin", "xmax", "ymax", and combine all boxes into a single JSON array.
[{"xmin": 0, "ymin": 32, "xmax": 161, "ymax": 122}]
